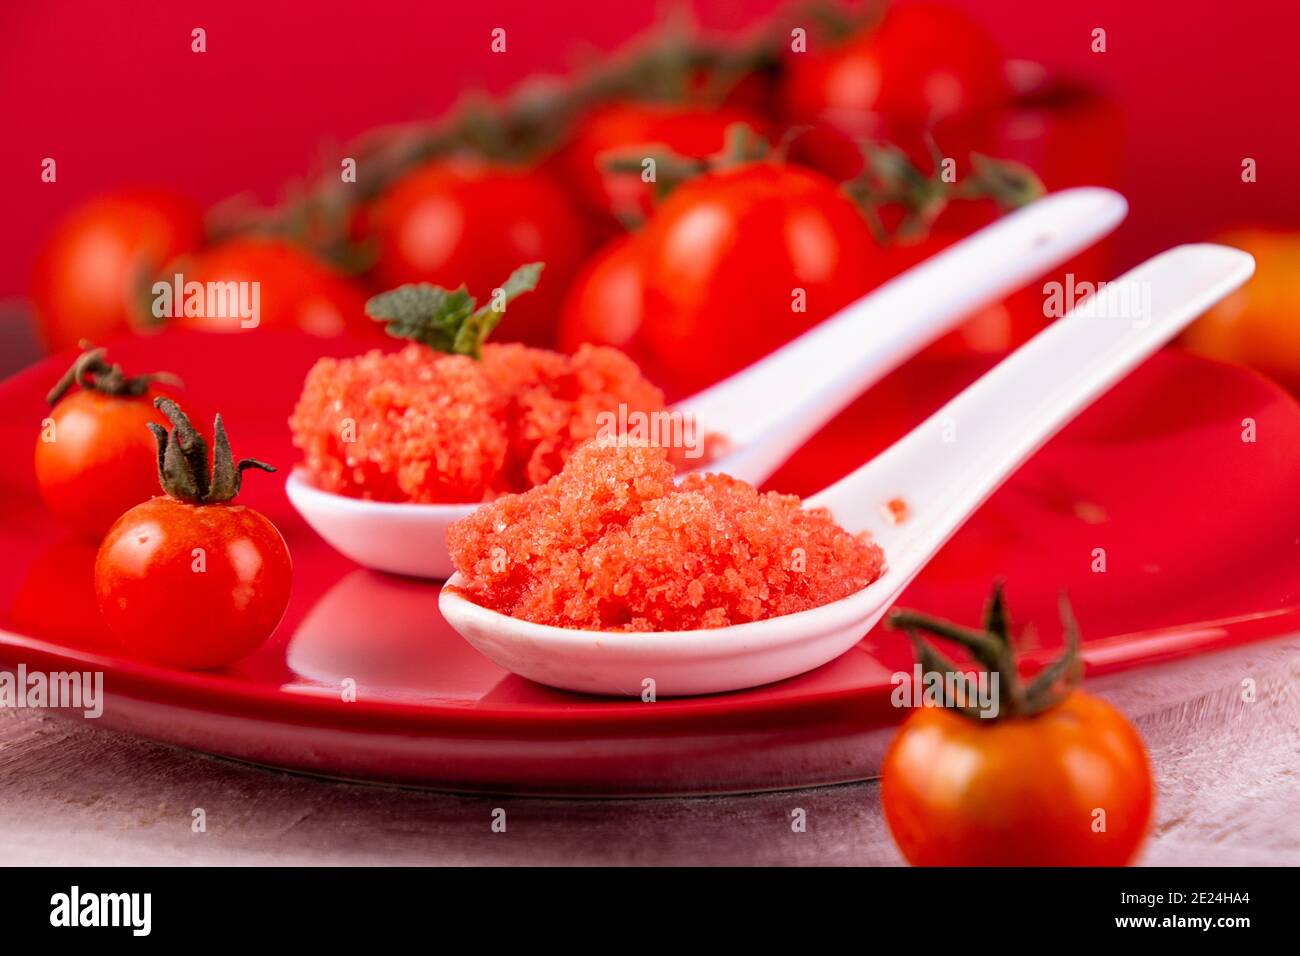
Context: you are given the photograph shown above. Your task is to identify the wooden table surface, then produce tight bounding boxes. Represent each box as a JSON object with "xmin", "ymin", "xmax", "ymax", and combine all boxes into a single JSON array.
[{"xmin": 1, "ymin": 635, "xmax": 1295, "ymax": 866}]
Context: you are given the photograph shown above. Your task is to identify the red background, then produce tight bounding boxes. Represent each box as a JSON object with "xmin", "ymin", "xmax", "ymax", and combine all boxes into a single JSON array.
[{"xmin": 1, "ymin": 0, "xmax": 1297, "ymax": 300}]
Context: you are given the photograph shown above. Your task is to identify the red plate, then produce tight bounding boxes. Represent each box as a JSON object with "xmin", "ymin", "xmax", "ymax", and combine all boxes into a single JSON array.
[{"xmin": 2, "ymin": 330, "xmax": 1298, "ymax": 795}]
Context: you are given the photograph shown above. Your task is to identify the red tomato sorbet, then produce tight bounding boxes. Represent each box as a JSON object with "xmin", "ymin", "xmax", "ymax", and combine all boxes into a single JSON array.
[
  {"xmin": 290, "ymin": 343, "xmax": 674, "ymax": 503},
  {"xmin": 447, "ymin": 438, "xmax": 886, "ymax": 631}
]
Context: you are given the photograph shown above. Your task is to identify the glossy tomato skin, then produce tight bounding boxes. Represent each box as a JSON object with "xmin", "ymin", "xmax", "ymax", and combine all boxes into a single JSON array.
[
  {"xmin": 35, "ymin": 387, "xmax": 182, "ymax": 539},
  {"xmin": 31, "ymin": 189, "xmax": 204, "ymax": 352},
  {"xmin": 170, "ymin": 238, "xmax": 372, "ymax": 337},
  {"xmin": 556, "ymin": 101, "xmax": 769, "ymax": 226},
  {"xmin": 784, "ymin": 4, "xmax": 1008, "ymax": 129},
  {"xmin": 636, "ymin": 162, "xmax": 883, "ymax": 393},
  {"xmin": 881, "ymin": 693, "xmax": 1154, "ymax": 866},
  {"xmin": 368, "ymin": 159, "xmax": 589, "ymax": 346},
  {"xmin": 95, "ymin": 497, "xmax": 292, "ymax": 670},
  {"xmin": 783, "ymin": 4, "xmax": 1008, "ymax": 179},
  {"xmin": 558, "ymin": 236, "xmax": 646, "ymax": 352}
]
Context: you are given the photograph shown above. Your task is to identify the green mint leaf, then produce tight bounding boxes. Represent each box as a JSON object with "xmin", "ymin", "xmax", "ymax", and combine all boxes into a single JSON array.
[
  {"xmin": 366, "ymin": 283, "xmax": 478, "ymax": 352},
  {"xmin": 365, "ymin": 263, "xmax": 543, "ymax": 359},
  {"xmin": 452, "ymin": 262, "xmax": 544, "ymax": 358}
]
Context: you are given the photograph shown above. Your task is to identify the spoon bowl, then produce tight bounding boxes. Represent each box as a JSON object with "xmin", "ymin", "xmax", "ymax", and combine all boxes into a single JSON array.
[
  {"xmin": 440, "ymin": 575, "xmax": 884, "ymax": 697},
  {"xmin": 288, "ymin": 188, "xmax": 1127, "ymax": 579},
  {"xmin": 440, "ymin": 244, "xmax": 1257, "ymax": 696},
  {"xmin": 286, "ymin": 470, "xmax": 473, "ymax": 579}
]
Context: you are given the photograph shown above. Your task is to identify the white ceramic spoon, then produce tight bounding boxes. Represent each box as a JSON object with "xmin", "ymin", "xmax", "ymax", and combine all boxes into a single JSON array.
[
  {"xmin": 438, "ymin": 244, "xmax": 1255, "ymax": 696},
  {"xmin": 288, "ymin": 187, "xmax": 1126, "ymax": 579}
]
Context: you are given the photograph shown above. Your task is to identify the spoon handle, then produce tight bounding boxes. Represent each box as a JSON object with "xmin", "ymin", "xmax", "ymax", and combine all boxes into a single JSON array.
[
  {"xmin": 674, "ymin": 187, "xmax": 1128, "ymax": 485},
  {"xmin": 810, "ymin": 244, "xmax": 1256, "ymax": 575}
]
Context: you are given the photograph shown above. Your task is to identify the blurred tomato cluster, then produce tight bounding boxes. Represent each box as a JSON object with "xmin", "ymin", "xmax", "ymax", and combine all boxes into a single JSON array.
[{"xmin": 30, "ymin": 1, "xmax": 1132, "ymax": 399}]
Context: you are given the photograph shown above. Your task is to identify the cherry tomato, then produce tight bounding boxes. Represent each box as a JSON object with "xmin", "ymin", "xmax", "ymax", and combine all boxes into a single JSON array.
[
  {"xmin": 635, "ymin": 161, "xmax": 884, "ymax": 393},
  {"xmin": 169, "ymin": 237, "xmax": 371, "ymax": 336},
  {"xmin": 367, "ymin": 159, "xmax": 590, "ymax": 346},
  {"xmin": 93, "ymin": 399, "xmax": 291, "ymax": 670},
  {"xmin": 37, "ymin": 388, "xmax": 174, "ymax": 538},
  {"xmin": 882, "ymin": 692, "xmax": 1154, "ymax": 866},
  {"xmin": 31, "ymin": 189, "xmax": 203, "ymax": 352},
  {"xmin": 558, "ymin": 236, "xmax": 646, "ymax": 352},
  {"xmin": 34, "ymin": 348, "xmax": 199, "ymax": 539},
  {"xmin": 556, "ymin": 101, "xmax": 769, "ymax": 225},
  {"xmin": 784, "ymin": 4, "xmax": 1009, "ymax": 130},
  {"xmin": 1181, "ymin": 229, "xmax": 1300, "ymax": 393},
  {"xmin": 96, "ymin": 497, "xmax": 292, "ymax": 669},
  {"xmin": 783, "ymin": 4, "xmax": 1008, "ymax": 179}
]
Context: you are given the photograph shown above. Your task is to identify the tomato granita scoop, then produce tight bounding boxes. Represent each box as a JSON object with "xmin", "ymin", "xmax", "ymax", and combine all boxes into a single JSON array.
[
  {"xmin": 446, "ymin": 437, "xmax": 886, "ymax": 631},
  {"xmin": 289, "ymin": 262, "xmax": 682, "ymax": 503}
]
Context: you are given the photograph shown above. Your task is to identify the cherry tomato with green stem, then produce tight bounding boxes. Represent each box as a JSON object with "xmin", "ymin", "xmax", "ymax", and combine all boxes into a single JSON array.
[
  {"xmin": 95, "ymin": 398, "xmax": 292, "ymax": 670},
  {"xmin": 634, "ymin": 160, "xmax": 885, "ymax": 394},
  {"xmin": 555, "ymin": 100, "xmax": 770, "ymax": 227},
  {"xmin": 366, "ymin": 159, "xmax": 590, "ymax": 346},
  {"xmin": 882, "ymin": 585, "xmax": 1154, "ymax": 866},
  {"xmin": 35, "ymin": 346, "xmax": 197, "ymax": 539}
]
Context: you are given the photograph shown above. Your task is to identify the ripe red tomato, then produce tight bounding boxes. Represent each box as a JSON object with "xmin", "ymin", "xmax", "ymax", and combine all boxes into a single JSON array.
[
  {"xmin": 784, "ymin": 4, "xmax": 1009, "ymax": 129},
  {"xmin": 635, "ymin": 161, "xmax": 884, "ymax": 393},
  {"xmin": 94, "ymin": 399, "xmax": 291, "ymax": 669},
  {"xmin": 367, "ymin": 159, "xmax": 590, "ymax": 346},
  {"xmin": 34, "ymin": 348, "xmax": 198, "ymax": 539},
  {"xmin": 96, "ymin": 497, "xmax": 292, "ymax": 669},
  {"xmin": 168, "ymin": 237, "xmax": 372, "ymax": 336},
  {"xmin": 558, "ymin": 236, "xmax": 645, "ymax": 352},
  {"xmin": 31, "ymin": 189, "xmax": 204, "ymax": 352},
  {"xmin": 783, "ymin": 4, "xmax": 1009, "ymax": 179},
  {"xmin": 555, "ymin": 101, "xmax": 769, "ymax": 225},
  {"xmin": 882, "ymin": 692, "xmax": 1153, "ymax": 866},
  {"xmin": 37, "ymin": 389, "xmax": 174, "ymax": 539}
]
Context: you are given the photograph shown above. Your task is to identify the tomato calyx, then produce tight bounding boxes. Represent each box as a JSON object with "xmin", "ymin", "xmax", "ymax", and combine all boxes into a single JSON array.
[
  {"xmin": 844, "ymin": 140, "xmax": 1044, "ymax": 243},
  {"xmin": 46, "ymin": 343, "xmax": 181, "ymax": 406},
  {"xmin": 148, "ymin": 398, "xmax": 274, "ymax": 504},
  {"xmin": 601, "ymin": 123, "xmax": 772, "ymax": 212},
  {"xmin": 798, "ymin": 0, "xmax": 887, "ymax": 44},
  {"xmin": 364, "ymin": 262, "xmax": 543, "ymax": 359},
  {"xmin": 885, "ymin": 581, "xmax": 1083, "ymax": 720}
]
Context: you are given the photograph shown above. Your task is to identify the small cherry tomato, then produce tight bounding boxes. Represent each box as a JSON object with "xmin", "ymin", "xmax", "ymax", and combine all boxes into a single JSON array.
[
  {"xmin": 556, "ymin": 100, "xmax": 769, "ymax": 225},
  {"xmin": 882, "ymin": 693, "xmax": 1154, "ymax": 866},
  {"xmin": 783, "ymin": 4, "xmax": 1009, "ymax": 131},
  {"xmin": 34, "ymin": 346, "xmax": 194, "ymax": 538},
  {"xmin": 168, "ymin": 237, "xmax": 372, "ymax": 336},
  {"xmin": 94, "ymin": 399, "xmax": 291, "ymax": 669},
  {"xmin": 31, "ymin": 189, "xmax": 204, "ymax": 352},
  {"xmin": 635, "ymin": 161, "xmax": 885, "ymax": 393},
  {"xmin": 558, "ymin": 236, "xmax": 646, "ymax": 352},
  {"xmin": 883, "ymin": 587, "xmax": 1154, "ymax": 867},
  {"xmin": 367, "ymin": 159, "xmax": 590, "ymax": 346}
]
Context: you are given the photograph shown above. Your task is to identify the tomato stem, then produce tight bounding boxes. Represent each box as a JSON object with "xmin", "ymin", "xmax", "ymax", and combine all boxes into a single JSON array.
[
  {"xmin": 148, "ymin": 397, "xmax": 275, "ymax": 504},
  {"xmin": 46, "ymin": 343, "xmax": 181, "ymax": 406},
  {"xmin": 886, "ymin": 582, "xmax": 1083, "ymax": 720}
]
